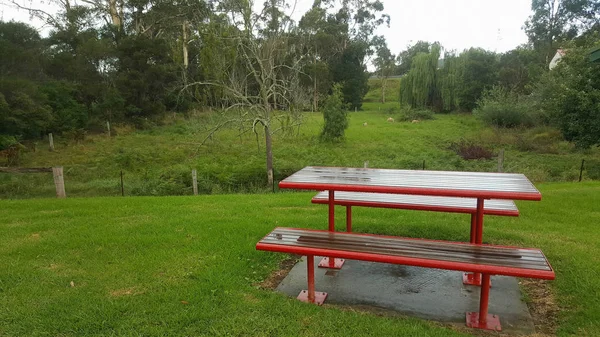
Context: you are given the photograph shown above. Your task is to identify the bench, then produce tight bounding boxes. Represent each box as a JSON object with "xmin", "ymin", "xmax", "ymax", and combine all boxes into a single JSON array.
[
  {"xmin": 256, "ymin": 227, "xmax": 554, "ymax": 331},
  {"xmin": 312, "ymin": 191, "xmax": 519, "ymax": 239}
]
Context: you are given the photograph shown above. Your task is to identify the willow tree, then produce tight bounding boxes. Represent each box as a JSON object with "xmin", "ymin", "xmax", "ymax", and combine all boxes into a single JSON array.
[
  {"xmin": 399, "ymin": 43, "xmax": 440, "ymax": 108},
  {"xmin": 437, "ymin": 52, "xmax": 461, "ymax": 111}
]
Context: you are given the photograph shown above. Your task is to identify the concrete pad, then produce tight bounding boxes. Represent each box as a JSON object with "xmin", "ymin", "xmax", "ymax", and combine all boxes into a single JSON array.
[{"xmin": 276, "ymin": 257, "xmax": 535, "ymax": 334}]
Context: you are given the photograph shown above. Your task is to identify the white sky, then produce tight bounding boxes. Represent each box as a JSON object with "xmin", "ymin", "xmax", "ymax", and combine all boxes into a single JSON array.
[{"xmin": 1, "ymin": 0, "xmax": 532, "ymax": 57}]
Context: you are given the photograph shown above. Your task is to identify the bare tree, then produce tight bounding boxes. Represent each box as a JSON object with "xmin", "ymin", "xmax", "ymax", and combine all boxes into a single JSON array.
[{"xmin": 185, "ymin": 0, "xmax": 306, "ymax": 189}]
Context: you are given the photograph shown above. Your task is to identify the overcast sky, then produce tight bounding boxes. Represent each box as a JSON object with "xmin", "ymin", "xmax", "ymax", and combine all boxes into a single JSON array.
[{"xmin": 1, "ymin": 0, "xmax": 533, "ymax": 56}]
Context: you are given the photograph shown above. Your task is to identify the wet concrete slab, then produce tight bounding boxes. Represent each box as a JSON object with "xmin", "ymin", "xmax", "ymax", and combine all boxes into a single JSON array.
[{"xmin": 276, "ymin": 257, "xmax": 535, "ymax": 334}]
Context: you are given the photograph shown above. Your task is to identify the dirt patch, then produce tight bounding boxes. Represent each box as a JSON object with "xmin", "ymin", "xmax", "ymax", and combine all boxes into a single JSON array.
[
  {"xmin": 521, "ymin": 278, "xmax": 559, "ymax": 336},
  {"xmin": 30, "ymin": 233, "xmax": 41, "ymax": 240},
  {"xmin": 256, "ymin": 255, "xmax": 301, "ymax": 289}
]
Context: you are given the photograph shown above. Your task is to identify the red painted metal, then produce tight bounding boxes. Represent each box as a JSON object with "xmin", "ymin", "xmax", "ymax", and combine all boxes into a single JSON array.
[
  {"xmin": 466, "ymin": 312, "xmax": 501, "ymax": 331},
  {"xmin": 297, "ymin": 290, "xmax": 327, "ymax": 305},
  {"xmin": 307, "ymin": 255, "xmax": 315, "ymax": 301},
  {"xmin": 256, "ymin": 229, "xmax": 556, "ymax": 280},
  {"xmin": 279, "ymin": 167, "xmax": 542, "ymax": 201},
  {"xmin": 298, "ymin": 255, "xmax": 328, "ymax": 305},
  {"xmin": 475, "ymin": 198, "xmax": 485, "ymax": 244},
  {"xmin": 320, "ymin": 190, "xmax": 345, "ymax": 269},
  {"xmin": 311, "ymin": 192, "xmax": 520, "ymax": 217},
  {"xmin": 470, "ymin": 214, "xmax": 476, "ymax": 244},
  {"xmin": 464, "ymin": 199, "xmax": 487, "ymax": 286},
  {"xmin": 318, "ymin": 257, "xmax": 345, "ymax": 269},
  {"xmin": 465, "ymin": 274, "xmax": 501, "ymax": 331},
  {"xmin": 346, "ymin": 206, "xmax": 352, "ymax": 232},
  {"xmin": 284, "ymin": 181, "xmax": 542, "ymax": 200},
  {"xmin": 328, "ymin": 190, "xmax": 335, "ymax": 232}
]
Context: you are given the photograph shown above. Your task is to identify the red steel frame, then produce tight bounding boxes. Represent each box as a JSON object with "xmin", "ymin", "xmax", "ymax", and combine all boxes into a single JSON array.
[
  {"xmin": 256, "ymin": 227, "xmax": 555, "ymax": 331},
  {"xmin": 318, "ymin": 190, "xmax": 345, "ymax": 269}
]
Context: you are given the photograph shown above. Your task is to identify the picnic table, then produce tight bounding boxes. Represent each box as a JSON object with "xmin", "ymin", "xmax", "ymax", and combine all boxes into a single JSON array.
[{"xmin": 278, "ymin": 166, "xmax": 542, "ymax": 284}]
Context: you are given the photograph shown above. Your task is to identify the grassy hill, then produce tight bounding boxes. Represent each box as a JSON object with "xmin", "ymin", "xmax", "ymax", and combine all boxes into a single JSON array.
[
  {"xmin": 2, "ymin": 85, "xmax": 600, "ymax": 199},
  {"xmin": 0, "ymin": 182, "xmax": 599, "ymax": 335}
]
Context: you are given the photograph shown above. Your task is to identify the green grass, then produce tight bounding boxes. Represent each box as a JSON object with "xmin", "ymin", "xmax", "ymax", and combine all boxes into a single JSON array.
[
  {"xmin": 2, "ymin": 78, "xmax": 600, "ymax": 199},
  {"xmin": 1, "ymin": 182, "xmax": 599, "ymax": 336}
]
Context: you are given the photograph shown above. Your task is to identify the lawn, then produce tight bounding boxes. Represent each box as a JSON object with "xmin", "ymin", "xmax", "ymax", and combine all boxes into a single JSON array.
[
  {"xmin": 2, "ymin": 94, "xmax": 600, "ymax": 199},
  {"xmin": 1, "ymin": 182, "xmax": 599, "ymax": 336}
]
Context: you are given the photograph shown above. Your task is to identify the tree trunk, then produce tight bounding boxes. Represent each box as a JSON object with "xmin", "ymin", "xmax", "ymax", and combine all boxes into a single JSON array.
[
  {"xmin": 381, "ymin": 77, "xmax": 387, "ymax": 103},
  {"xmin": 182, "ymin": 21, "xmax": 189, "ymax": 69},
  {"xmin": 265, "ymin": 125, "xmax": 274, "ymax": 190},
  {"xmin": 108, "ymin": 0, "xmax": 121, "ymax": 27}
]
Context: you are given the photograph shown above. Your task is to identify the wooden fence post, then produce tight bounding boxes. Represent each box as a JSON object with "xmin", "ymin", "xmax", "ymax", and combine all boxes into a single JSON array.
[
  {"xmin": 107, "ymin": 121, "xmax": 111, "ymax": 138},
  {"xmin": 497, "ymin": 149, "xmax": 504, "ymax": 173},
  {"xmin": 579, "ymin": 159, "xmax": 585, "ymax": 182},
  {"xmin": 48, "ymin": 133, "xmax": 54, "ymax": 152},
  {"xmin": 364, "ymin": 161, "xmax": 369, "ymax": 168},
  {"xmin": 192, "ymin": 169, "xmax": 198, "ymax": 195},
  {"xmin": 52, "ymin": 166, "xmax": 66, "ymax": 198},
  {"xmin": 120, "ymin": 170, "xmax": 124, "ymax": 196}
]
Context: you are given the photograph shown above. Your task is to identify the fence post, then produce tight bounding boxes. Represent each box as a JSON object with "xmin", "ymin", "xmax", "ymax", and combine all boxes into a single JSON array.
[
  {"xmin": 120, "ymin": 170, "xmax": 124, "ymax": 196},
  {"xmin": 422, "ymin": 160, "xmax": 425, "ymax": 170},
  {"xmin": 48, "ymin": 133, "xmax": 54, "ymax": 152},
  {"xmin": 107, "ymin": 121, "xmax": 111, "ymax": 138},
  {"xmin": 497, "ymin": 149, "xmax": 504, "ymax": 173},
  {"xmin": 364, "ymin": 161, "xmax": 369, "ymax": 168},
  {"xmin": 579, "ymin": 159, "xmax": 585, "ymax": 182},
  {"xmin": 192, "ymin": 169, "xmax": 198, "ymax": 195},
  {"xmin": 52, "ymin": 166, "xmax": 66, "ymax": 198}
]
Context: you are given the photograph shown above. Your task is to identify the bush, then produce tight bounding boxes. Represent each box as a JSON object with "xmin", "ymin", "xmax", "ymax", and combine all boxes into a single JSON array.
[
  {"xmin": 398, "ymin": 108, "xmax": 434, "ymax": 121},
  {"xmin": 474, "ymin": 86, "xmax": 537, "ymax": 128},
  {"xmin": 320, "ymin": 84, "xmax": 348, "ymax": 142},
  {"xmin": 449, "ymin": 139, "xmax": 494, "ymax": 160}
]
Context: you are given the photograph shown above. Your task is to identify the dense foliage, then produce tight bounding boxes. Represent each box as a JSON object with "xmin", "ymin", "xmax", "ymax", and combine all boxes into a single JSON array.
[
  {"xmin": 0, "ymin": 0, "xmax": 389, "ymax": 150},
  {"xmin": 320, "ymin": 85, "xmax": 348, "ymax": 142}
]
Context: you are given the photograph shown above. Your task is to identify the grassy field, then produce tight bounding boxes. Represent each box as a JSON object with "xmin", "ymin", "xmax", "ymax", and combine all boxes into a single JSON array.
[
  {"xmin": 2, "ymin": 97, "xmax": 600, "ymax": 199},
  {"xmin": 1, "ymin": 182, "xmax": 599, "ymax": 336}
]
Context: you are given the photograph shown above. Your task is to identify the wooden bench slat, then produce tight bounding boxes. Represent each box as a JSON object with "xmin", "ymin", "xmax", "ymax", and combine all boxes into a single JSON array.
[
  {"xmin": 257, "ymin": 228, "xmax": 555, "ymax": 280},
  {"xmin": 312, "ymin": 191, "xmax": 519, "ymax": 216}
]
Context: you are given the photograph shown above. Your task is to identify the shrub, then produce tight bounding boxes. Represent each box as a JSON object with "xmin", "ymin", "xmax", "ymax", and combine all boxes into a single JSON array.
[
  {"xmin": 398, "ymin": 108, "xmax": 434, "ymax": 121},
  {"xmin": 474, "ymin": 86, "xmax": 536, "ymax": 128},
  {"xmin": 320, "ymin": 84, "xmax": 348, "ymax": 142},
  {"xmin": 449, "ymin": 139, "xmax": 494, "ymax": 160}
]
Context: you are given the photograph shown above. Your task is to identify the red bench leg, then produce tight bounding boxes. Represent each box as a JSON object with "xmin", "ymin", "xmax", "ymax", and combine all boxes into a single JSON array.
[
  {"xmin": 319, "ymin": 190, "xmax": 345, "ymax": 269},
  {"xmin": 346, "ymin": 206, "xmax": 352, "ymax": 232},
  {"xmin": 463, "ymin": 200, "xmax": 490, "ymax": 287},
  {"xmin": 298, "ymin": 255, "xmax": 327, "ymax": 305},
  {"xmin": 466, "ymin": 274, "xmax": 501, "ymax": 331}
]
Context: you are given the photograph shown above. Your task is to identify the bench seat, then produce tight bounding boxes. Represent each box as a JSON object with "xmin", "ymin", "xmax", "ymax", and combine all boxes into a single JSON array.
[
  {"xmin": 256, "ymin": 227, "xmax": 554, "ymax": 331},
  {"xmin": 312, "ymin": 191, "xmax": 519, "ymax": 216}
]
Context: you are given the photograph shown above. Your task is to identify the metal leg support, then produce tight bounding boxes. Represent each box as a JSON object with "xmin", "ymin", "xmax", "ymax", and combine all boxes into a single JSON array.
[
  {"xmin": 466, "ymin": 274, "xmax": 501, "ymax": 331},
  {"xmin": 346, "ymin": 206, "xmax": 352, "ymax": 232},
  {"xmin": 463, "ymin": 200, "xmax": 491, "ymax": 287},
  {"xmin": 319, "ymin": 190, "xmax": 344, "ymax": 269},
  {"xmin": 298, "ymin": 255, "xmax": 327, "ymax": 305}
]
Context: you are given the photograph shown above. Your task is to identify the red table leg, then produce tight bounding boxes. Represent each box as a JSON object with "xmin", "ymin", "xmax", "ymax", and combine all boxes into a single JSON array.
[
  {"xmin": 346, "ymin": 206, "xmax": 352, "ymax": 232},
  {"xmin": 298, "ymin": 255, "xmax": 327, "ymax": 305},
  {"xmin": 463, "ymin": 199, "xmax": 487, "ymax": 286},
  {"xmin": 319, "ymin": 190, "xmax": 344, "ymax": 269},
  {"xmin": 466, "ymin": 274, "xmax": 501, "ymax": 331}
]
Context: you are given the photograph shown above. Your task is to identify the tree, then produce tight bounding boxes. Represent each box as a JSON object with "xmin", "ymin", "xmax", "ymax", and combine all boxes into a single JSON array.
[
  {"xmin": 537, "ymin": 42, "xmax": 600, "ymax": 147},
  {"xmin": 399, "ymin": 43, "xmax": 440, "ymax": 109},
  {"xmin": 395, "ymin": 40, "xmax": 431, "ymax": 75},
  {"xmin": 456, "ymin": 48, "xmax": 498, "ymax": 111},
  {"xmin": 320, "ymin": 84, "xmax": 347, "ymax": 141},
  {"xmin": 186, "ymin": 0, "xmax": 307, "ymax": 189},
  {"xmin": 372, "ymin": 36, "xmax": 395, "ymax": 103},
  {"xmin": 524, "ymin": 0, "xmax": 600, "ymax": 65}
]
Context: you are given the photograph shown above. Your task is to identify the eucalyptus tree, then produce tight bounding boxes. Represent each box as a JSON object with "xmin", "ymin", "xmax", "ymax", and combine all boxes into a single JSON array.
[
  {"xmin": 373, "ymin": 36, "xmax": 395, "ymax": 103},
  {"xmin": 524, "ymin": 0, "xmax": 600, "ymax": 65}
]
